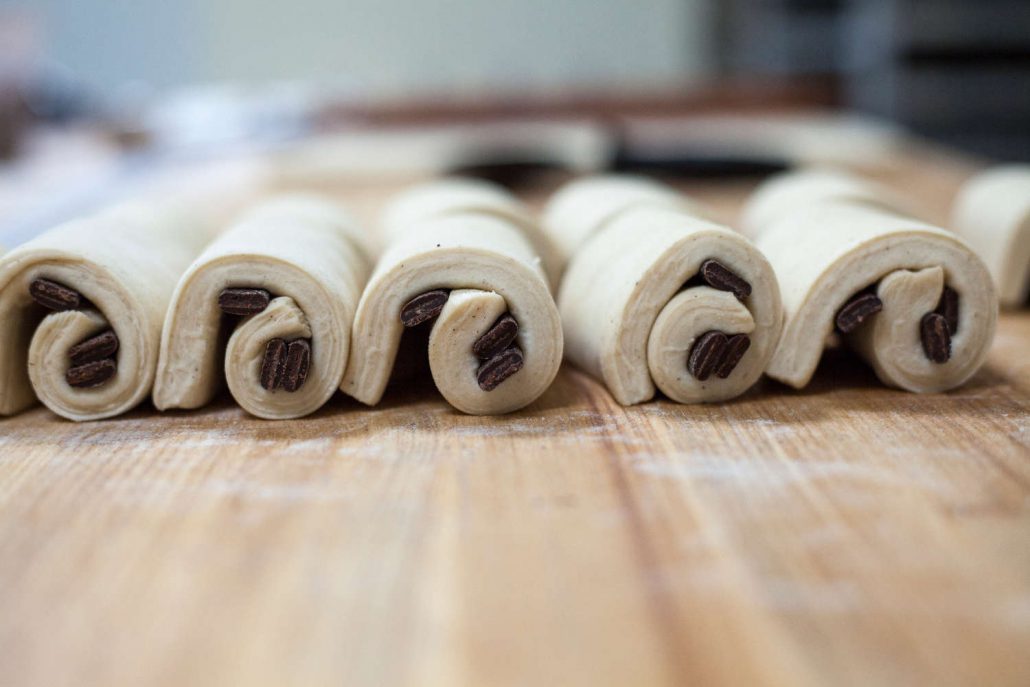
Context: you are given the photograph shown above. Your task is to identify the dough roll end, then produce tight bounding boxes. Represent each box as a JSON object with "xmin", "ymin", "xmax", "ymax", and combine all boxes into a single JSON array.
[
  {"xmin": 154, "ymin": 195, "xmax": 371, "ymax": 419},
  {"xmin": 0, "ymin": 203, "xmax": 208, "ymax": 420},
  {"xmin": 342, "ymin": 181, "xmax": 562, "ymax": 415},
  {"xmin": 951, "ymin": 165, "xmax": 1030, "ymax": 308},
  {"xmin": 745, "ymin": 170, "xmax": 997, "ymax": 393},
  {"xmin": 546, "ymin": 176, "xmax": 783, "ymax": 405}
]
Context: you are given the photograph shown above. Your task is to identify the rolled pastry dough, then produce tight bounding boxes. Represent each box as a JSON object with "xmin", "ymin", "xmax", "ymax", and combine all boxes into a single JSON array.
[
  {"xmin": 546, "ymin": 176, "xmax": 783, "ymax": 405},
  {"xmin": 739, "ymin": 168, "xmax": 910, "ymax": 239},
  {"xmin": 342, "ymin": 182, "xmax": 562, "ymax": 415},
  {"xmin": 382, "ymin": 177, "xmax": 562, "ymax": 288},
  {"xmin": 542, "ymin": 174, "xmax": 703, "ymax": 266},
  {"xmin": 154, "ymin": 195, "xmax": 371, "ymax": 419},
  {"xmin": 951, "ymin": 165, "xmax": 1030, "ymax": 307},
  {"xmin": 0, "ymin": 202, "xmax": 209, "ymax": 420},
  {"xmin": 744, "ymin": 170, "xmax": 997, "ymax": 392}
]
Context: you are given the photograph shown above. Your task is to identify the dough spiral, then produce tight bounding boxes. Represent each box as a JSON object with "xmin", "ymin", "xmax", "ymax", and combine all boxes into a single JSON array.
[
  {"xmin": 743, "ymin": 170, "xmax": 997, "ymax": 392},
  {"xmin": 342, "ymin": 180, "xmax": 562, "ymax": 415},
  {"xmin": 154, "ymin": 195, "xmax": 371, "ymax": 419},
  {"xmin": 545, "ymin": 176, "xmax": 783, "ymax": 405},
  {"xmin": 0, "ymin": 202, "xmax": 209, "ymax": 420}
]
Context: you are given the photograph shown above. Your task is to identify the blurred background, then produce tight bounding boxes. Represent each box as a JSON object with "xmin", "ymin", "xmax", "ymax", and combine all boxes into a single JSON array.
[
  {"xmin": 1, "ymin": 0, "xmax": 1029, "ymax": 242},
  {"xmin": 3, "ymin": 0, "xmax": 1029, "ymax": 155}
]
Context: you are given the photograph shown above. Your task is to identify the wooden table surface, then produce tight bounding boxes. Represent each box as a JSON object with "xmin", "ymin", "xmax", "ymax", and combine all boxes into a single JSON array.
[{"xmin": 1, "ymin": 141, "xmax": 1028, "ymax": 687}]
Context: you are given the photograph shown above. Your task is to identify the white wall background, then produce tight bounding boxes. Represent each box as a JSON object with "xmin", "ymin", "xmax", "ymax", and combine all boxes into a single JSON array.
[{"xmin": 24, "ymin": 0, "xmax": 715, "ymax": 98}]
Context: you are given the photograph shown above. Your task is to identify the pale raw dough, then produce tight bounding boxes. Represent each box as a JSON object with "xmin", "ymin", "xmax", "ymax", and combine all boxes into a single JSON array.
[
  {"xmin": 154, "ymin": 195, "xmax": 371, "ymax": 419},
  {"xmin": 382, "ymin": 177, "xmax": 562, "ymax": 288},
  {"xmin": 547, "ymin": 177, "xmax": 783, "ymax": 405},
  {"xmin": 951, "ymin": 165, "xmax": 1030, "ymax": 307},
  {"xmin": 542, "ymin": 174, "xmax": 702, "ymax": 265},
  {"xmin": 751, "ymin": 196, "xmax": 996, "ymax": 392},
  {"xmin": 739, "ymin": 168, "xmax": 912, "ymax": 239},
  {"xmin": 0, "ymin": 202, "xmax": 210, "ymax": 420},
  {"xmin": 342, "ymin": 193, "xmax": 562, "ymax": 415}
]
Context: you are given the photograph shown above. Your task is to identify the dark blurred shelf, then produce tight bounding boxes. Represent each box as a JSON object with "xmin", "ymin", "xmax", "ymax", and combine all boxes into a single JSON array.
[
  {"xmin": 720, "ymin": 0, "xmax": 1030, "ymax": 162},
  {"xmin": 317, "ymin": 77, "xmax": 840, "ymax": 127}
]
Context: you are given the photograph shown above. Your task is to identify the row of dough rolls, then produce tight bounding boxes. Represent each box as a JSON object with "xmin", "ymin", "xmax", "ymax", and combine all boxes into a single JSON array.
[
  {"xmin": 154, "ymin": 195, "xmax": 371, "ymax": 419},
  {"xmin": 4, "ymin": 168, "xmax": 1006, "ymax": 421},
  {"xmin": 543, "ymin": 176, "xmax": 784, "ymax": 404},
  {"xmin": 741, "ymin": 169, "xmax": 997, "ymax": 392},
  {"xmin": 341, "ymin": 178, "xmax": 563, "ymax": 415},
  {"xmin": 0, "ymin": 202, "xmax": 212, "ymax": 421}
]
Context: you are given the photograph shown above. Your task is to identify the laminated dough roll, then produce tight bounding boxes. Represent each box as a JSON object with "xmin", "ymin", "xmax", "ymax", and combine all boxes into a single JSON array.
[
  {"xmin": 381, "ymin": 177, "xmax": 562, "ymax": 287},
  {"xmin": 0, "ymin": 202, "xmax": 210, "ymax": 420},
  {"xmin": 951, "ymin": 165, "xmax": 1030, "ymax": 307},
  {"xmin": 739, "ymin": 168, "xmax": 910, "ymax": 239},
  {"xmin": 542, "ymin": 174, "xmax": 704, "ymax": 265},
  {"xmin": 154, "ymin": 195, "xmax": 371, "ymax": 419},
  {"xmin": 743, "ymin": 170, "xmax": 997, "ymax": 392},
  {"xmin": 342, "ymin": 180, "xmax": 563, "ymax": 415},
  {"xmin": 545, "ymin": 176, "xmax": 783, "ymax": 405}
]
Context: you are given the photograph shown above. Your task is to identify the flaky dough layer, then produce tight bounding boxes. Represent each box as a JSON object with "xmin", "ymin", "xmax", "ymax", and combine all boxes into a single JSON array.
[
  {"xmin": 739, "ymin": 168, "xmax": 910, "ymax": 239},
  {"xmin": 382, "ymin": 177, "xmax": 562, "ymax": 289},
  {"xmin": 952, "ymin": 165, "xmax": 1030, "ymax": 308}
]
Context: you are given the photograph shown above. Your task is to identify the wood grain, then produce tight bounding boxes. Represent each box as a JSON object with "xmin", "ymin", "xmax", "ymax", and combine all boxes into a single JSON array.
[{"xmin": 0, "ymin": 144, "xmax": 1028, "ymax": 687}]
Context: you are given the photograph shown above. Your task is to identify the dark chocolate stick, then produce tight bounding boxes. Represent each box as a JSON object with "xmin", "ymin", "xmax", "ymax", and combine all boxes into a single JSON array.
[
  {"xmin": 835, "ymin": 292, "xmax": 883, "ymax": 333},
  {"xmin": 68, "ymin": 330, "xmax": 119, "ymax": 366},
  {"xmin": 400, "ymin": 290, "xmax": 450, "ymax": 327},
  {"xmin": 687, "ymin": 331, "xmax": 728, "ymax": 381},
  {"xmin": 699, "ymin": 260, "xmax": 752, "ymax": 301},
  {"xmin": 218, "ymin": 288, "xmax": 272, "ymax": 316},
  {"xmin": 477, "ymin": 346, "xmax": 524, "ymax": 391},
  {"xmin": 66, "ymin": 359, "xmax": 116, "ymax": 388},
  {"xmin": 472, "ymin": 314, "xmax": 519, "ymax": 360},
  {"xmin": 29, "ymin": 278, "xmax": 85, "ymax": 311}
]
